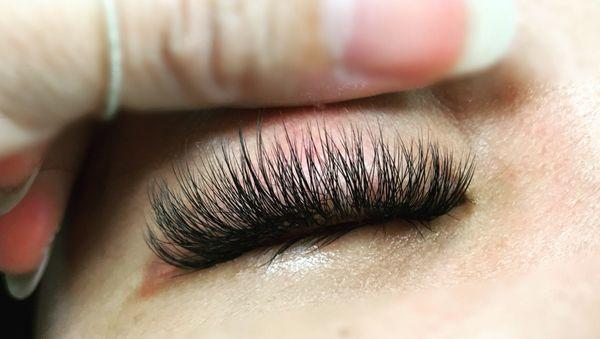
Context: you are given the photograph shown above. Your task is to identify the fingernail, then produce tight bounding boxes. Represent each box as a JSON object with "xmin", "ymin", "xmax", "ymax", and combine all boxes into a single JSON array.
[
  {"xmin": 451, "ymin": 0, "xmax": 518, "ymax": 75},
  {"xmin": 4, "ymin": 242, "xmax": 52, "ymax": 300},
  {"xmin": 322, "ymin": 0, "xmax": 516, "ymax": 81},
  {"xmin": 0, "ymin": 167, "xmax": 40, "ymax": 216}
]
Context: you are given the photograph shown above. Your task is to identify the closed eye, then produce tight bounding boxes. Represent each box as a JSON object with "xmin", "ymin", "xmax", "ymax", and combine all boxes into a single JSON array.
[{"xmin": 146, "ymin": 124, "xmax": 474, "ymax": 271}]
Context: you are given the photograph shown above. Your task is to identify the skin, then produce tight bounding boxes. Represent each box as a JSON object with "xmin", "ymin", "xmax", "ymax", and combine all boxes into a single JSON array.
[{"xmin": 36, "ymin": 0, "xmax": 600, "ymax": 338}]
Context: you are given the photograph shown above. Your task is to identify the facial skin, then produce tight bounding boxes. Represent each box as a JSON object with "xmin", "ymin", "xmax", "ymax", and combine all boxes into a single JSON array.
[{"xmin": 36, "ymin": 0, "xmax": 600, "ymax": 338}]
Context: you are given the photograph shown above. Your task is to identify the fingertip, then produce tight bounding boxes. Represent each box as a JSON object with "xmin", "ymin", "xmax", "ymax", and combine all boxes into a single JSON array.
[
  {"xmin": 323, "ymin": 0, "xmax": 516, "ymax": 86},
  {"xmin": 0, "ymin": 145, "xmax": 46, "ymax": 216},
  {"xmin": 0, "ymin": 172, "xmax": 65, "ymax": 274},
  {"xmin": 4, "ymin": 245, "xmax": 51, "ymax": 299}
]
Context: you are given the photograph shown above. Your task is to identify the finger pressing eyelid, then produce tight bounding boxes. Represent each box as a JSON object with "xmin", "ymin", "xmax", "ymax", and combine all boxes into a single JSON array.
[
  {"xmin": 120, "ymin": 0, "xmax": 517, "ymax": 109},
  {"xmin": 0, "ymin": 0, "xmax": 516, "ymax": 156}
]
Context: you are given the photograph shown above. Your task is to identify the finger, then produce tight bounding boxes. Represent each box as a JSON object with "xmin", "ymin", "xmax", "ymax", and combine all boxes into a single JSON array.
[
  {"xmin": 0, "ymin": 145, "xmax": 46, "ymax": 216},
  {"xmin": 0, "ymin": 124, "xmax": 90, "ymax": 299},
  {"xmin": 0, "ymin": 0, "xmax": 516, "ymax": 154},
  {"xmin": 121, "ymin": 0, "xmax": 516, "ymax": 108}
]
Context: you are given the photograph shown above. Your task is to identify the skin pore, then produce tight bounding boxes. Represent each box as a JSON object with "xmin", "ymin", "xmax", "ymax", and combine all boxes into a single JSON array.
[{"xmin": 37, "ymin": 0, "xmax": 600, "ymax": 338}]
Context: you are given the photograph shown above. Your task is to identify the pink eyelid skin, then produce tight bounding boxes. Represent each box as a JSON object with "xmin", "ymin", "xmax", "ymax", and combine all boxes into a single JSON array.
[{"xmin": 139, "ymin": 258, "xmax": 182, "ymax": 299}]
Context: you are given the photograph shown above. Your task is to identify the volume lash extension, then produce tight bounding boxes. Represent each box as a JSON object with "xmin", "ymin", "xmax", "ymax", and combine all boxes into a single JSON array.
[{"xmin": 147, "ymin": 126, "xmax": 474, "ymax": 270}]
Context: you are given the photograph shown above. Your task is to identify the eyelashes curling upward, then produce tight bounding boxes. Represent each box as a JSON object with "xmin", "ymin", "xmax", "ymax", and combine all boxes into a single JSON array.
[{"xmin": 147, "ymin": 126, "xmax": 475, "ymax": 270}]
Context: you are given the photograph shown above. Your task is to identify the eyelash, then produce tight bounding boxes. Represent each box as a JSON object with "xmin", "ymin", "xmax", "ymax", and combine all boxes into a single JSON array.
[{"xmin": 146, "ymin": 125, "xmax": 475, "ymax": 270}]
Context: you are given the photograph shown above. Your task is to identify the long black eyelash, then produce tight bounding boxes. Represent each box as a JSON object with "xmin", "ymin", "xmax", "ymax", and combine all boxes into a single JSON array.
[{"xmin": 146, "ymin": 125, "xmax": 475, "ymax": 270}]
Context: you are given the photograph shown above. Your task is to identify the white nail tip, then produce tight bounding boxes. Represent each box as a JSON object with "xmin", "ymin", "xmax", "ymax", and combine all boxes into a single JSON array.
[
  {"xmin": 451, "ymin": 0, "xmax": 518, "ymax": 76},
  {"xmin": 5, "ymin": 245, "xmax": 51, "ymax": 300},
  {"xmin": 0, "ymin": 167, "xmax": 40, "ymax": 216}
]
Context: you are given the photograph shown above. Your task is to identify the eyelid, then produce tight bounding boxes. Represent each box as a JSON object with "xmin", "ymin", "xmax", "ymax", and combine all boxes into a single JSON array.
[{"xmin": 146, "ymin": 125, "xmax": 474, "ymax": 270}]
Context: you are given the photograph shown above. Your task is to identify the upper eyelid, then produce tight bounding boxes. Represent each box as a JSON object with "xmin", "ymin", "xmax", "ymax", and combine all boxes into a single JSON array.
[{"xmin": 146, "ymin": 125, "xmax": 474, "ymax": 270}]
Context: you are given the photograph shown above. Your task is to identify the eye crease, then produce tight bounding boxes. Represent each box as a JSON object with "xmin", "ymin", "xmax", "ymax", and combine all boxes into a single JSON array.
[{"xmin": 146, "ymin": 125, "xmax": 475, "ymax": 271}]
